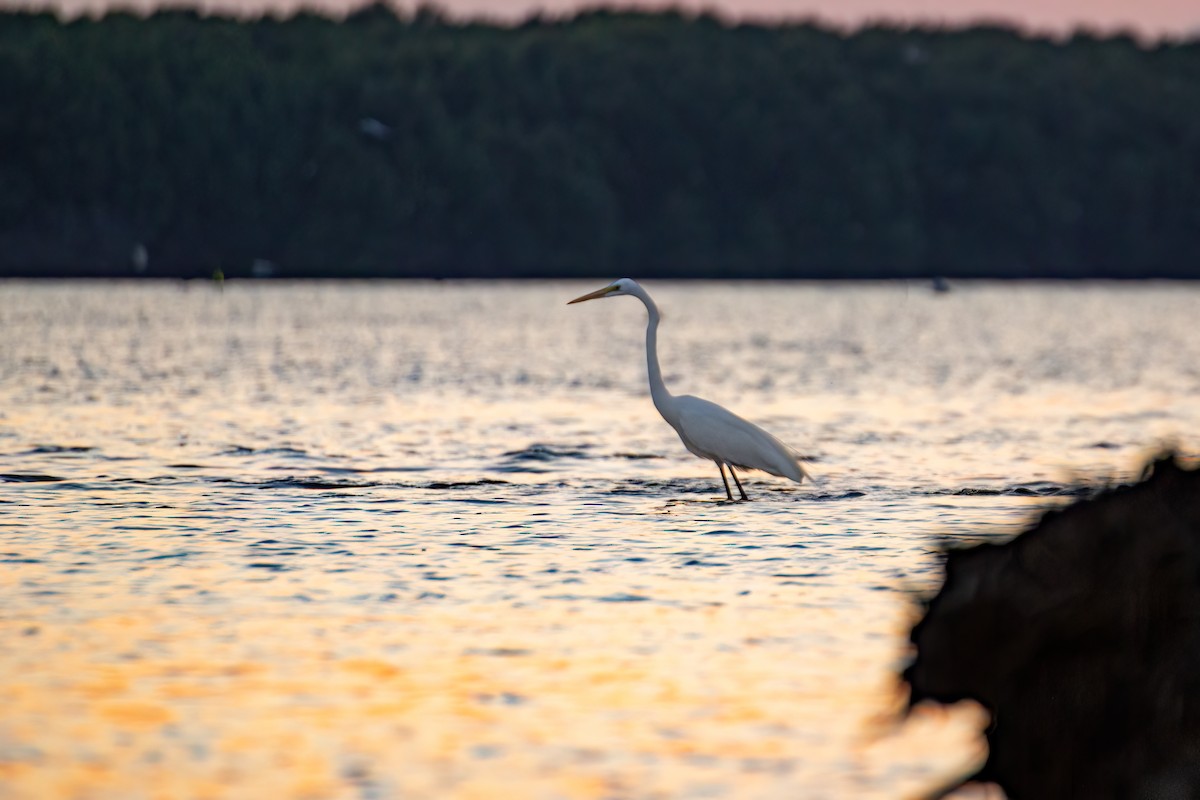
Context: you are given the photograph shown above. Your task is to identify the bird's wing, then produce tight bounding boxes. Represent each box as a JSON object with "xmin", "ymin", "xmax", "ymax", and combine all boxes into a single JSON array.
[{"xmin": 674, "ymin": 396, "xmax": 807, "ymax": 483}]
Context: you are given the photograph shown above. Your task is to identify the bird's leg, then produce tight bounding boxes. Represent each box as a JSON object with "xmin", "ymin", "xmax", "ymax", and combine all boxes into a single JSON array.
[
  {"xmin": 717, "ymin": 462, "xmax": 734, "ymax": 502},
  {"xmin": 728, "ymin": 466, "xmax": 750, "ymax": 501}
]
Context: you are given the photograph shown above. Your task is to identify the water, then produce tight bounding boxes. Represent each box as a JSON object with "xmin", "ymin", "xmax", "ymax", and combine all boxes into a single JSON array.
[{"xmin": 1, "ymin": 280, "xmax": 1197, "ymax": 799}]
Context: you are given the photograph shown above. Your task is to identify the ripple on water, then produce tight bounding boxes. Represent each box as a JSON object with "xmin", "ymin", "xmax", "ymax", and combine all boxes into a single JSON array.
[
  {"xmin": 937, "ymin": 482, "xmax": 1091, "ymax": 497},
  {"xmin": 501, "ymin": 443, "xmax": 594, "ymax": 460},
  {"xmin": 1, "ymin": 281, "xmax": 1197, "ymax": 799},
  {"xmin": 424, "ymin": 479, "xmax": 509, "ymax": 490},
  {"xmin": 221, "ymin": 445, "xmax": 311, "ymax": 457},
  {"xmin": 211, "ymin": 477, "xmax": 378, "ymax": 490},
  {"xmin": 1, "ymin": 473, "xmax": 65, "ymax": 482}
]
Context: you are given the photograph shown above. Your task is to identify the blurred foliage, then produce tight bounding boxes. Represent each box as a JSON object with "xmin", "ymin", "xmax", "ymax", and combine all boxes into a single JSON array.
[{"xmin": 1, "ymin": 6, "xmax": 1198, "ymax": 277}]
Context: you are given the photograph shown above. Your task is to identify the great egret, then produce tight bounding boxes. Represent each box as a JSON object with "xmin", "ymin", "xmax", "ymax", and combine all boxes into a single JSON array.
[{"xmin": 569, "ymin": 278, "xmax": 811, "ymax": 501}]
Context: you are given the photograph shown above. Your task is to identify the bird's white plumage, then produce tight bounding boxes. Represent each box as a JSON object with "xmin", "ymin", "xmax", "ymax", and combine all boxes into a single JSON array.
[
  {"xmin": 671, "ymin": 396, "xmax": 809, "ymax": 483},
  {"xmin": 568, "ymin": 278, "xmax": 810, "ymax": 499}
]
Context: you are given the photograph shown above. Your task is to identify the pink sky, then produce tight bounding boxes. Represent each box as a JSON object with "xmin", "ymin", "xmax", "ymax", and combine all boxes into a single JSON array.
[{"xmin": 9, "ymin": 0, "xmax": 1200, "ymax": 37}]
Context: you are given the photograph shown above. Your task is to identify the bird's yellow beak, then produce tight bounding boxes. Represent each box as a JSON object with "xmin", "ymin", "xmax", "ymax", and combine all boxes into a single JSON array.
[{"xmin": 567, "ymin": 285, "xmax": 619, "ymax": 305}]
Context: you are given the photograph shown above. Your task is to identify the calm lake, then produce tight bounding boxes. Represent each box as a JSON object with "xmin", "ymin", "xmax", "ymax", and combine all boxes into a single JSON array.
[{"xmin": 2, "ymin": 280, "xmax": 1198, "ymax": 799}]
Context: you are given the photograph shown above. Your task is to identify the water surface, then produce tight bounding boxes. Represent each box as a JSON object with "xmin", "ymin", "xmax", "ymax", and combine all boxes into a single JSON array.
[{"xmin": 2, "ymin": 280, "xmax": 1197, "ymax": 799}]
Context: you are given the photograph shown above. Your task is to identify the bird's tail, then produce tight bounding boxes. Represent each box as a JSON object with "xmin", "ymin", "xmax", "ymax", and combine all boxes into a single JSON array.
[{"xmin": 790, "ymin": 449, "xmax": 822, "ymax": 486}]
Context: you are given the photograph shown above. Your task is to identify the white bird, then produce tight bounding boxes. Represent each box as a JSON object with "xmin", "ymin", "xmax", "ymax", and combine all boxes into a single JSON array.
[{"xmin": 569, "ymin": 278, "xmax": 811, "ymax": 501}]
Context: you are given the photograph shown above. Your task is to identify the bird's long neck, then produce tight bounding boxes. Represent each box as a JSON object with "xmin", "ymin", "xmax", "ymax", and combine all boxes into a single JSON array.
[{"xmin": 636, "ymin": 289, "xmax": 673, "ymax": 412}]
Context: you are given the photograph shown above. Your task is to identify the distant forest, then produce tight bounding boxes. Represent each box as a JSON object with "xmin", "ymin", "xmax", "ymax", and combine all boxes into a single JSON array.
[{"xmin": 2, "ymin": 6, "xmax": 1199, "ymax": 279}]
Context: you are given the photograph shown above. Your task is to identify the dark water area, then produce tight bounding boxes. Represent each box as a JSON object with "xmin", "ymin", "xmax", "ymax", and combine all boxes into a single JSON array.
[{"xmin": 0, "ymin": 280, "xmax": 1197, "ymax": 798}]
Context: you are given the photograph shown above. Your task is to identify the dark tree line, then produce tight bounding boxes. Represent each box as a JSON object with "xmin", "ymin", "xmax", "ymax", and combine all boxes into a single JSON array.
[{"xmin": 2, "ymin": 6, "xmax": 1198, "ymax": 278}]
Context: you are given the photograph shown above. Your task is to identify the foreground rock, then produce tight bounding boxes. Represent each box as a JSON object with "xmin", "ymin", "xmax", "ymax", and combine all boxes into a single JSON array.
[{"xmin": 905, "ymin": 455, "xmax": 1200, "ymax": 799}]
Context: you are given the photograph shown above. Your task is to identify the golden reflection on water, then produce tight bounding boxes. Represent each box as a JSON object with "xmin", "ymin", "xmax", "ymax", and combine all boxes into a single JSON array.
[{"xmin": 0, "ymin": 578, "xmax": 988, "ymax": 800}]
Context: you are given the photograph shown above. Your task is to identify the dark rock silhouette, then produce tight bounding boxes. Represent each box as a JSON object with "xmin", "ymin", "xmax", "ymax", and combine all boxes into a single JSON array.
[{"xmin": 904, "ymin": 454, "xmax": 1200, "ymax": 800}]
